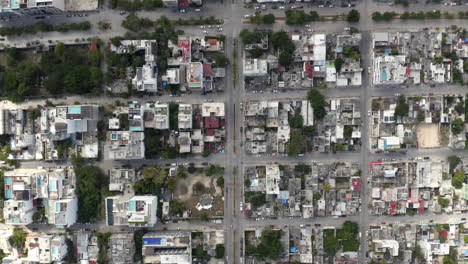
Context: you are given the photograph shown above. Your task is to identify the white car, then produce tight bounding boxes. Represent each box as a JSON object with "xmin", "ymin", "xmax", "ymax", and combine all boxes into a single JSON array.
[
  {"xmin": 202, "ymin": 30, "xmax": 208, "ymax": 34},
  {"xmin": 218, "ymin": 27, "xmax": 223, "ymax": 31},
  {"xmin": 279, "ymin": 5, "xmax": 285, "ymax": 9},
  {"xmin": 195, "ymin": 8, "xmax": 201, "ymax": 11},
  {"xmin": 244, "ymin": 14, "xmax": 251, "ymax": 18},
  {"xmin": 200, "ymin": 25, "xmax": 205, "ymax": 29},
  {"xmin": 368, "ymin": 66, "xmax": 371, "ymax": 73},
  {"xmin": 368, "ymin": 111, "xmax": 371, "ymax": 116},
  {"xmin": 240, "ymin": 202, "xmax": 243, "ymax": 212}
]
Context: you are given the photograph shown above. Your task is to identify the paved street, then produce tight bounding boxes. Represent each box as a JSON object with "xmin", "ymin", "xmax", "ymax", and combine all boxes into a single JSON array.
[{"xmin": 0, "ymin": 0, "xmax": 468, "ymax": 263}]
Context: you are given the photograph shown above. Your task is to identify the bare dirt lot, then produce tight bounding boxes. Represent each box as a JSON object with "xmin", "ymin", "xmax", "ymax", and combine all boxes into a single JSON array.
[
  {"xmin": 174, "ymin": 174, "xmax": 224, "ymax": 218},
  {"xmin": 416, "ymin": 123, "xmax": 440, "ymax": 148}
]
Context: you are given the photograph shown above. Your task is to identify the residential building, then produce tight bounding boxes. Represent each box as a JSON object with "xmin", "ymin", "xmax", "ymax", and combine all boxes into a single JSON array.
[
  {"xmin": 105, "ymin": 131, "xmax": 145, "ymax": 160},
  {"xmin": 243, "ymin": 59, "xmax": 268, "ymax": 76},
  {"xmin": 142, "ymin": 231, "xmax": 192, "ymax": 264},
  {"xmin": 105, "ymin": 195, "xmax": 158, "ymax": 227}
]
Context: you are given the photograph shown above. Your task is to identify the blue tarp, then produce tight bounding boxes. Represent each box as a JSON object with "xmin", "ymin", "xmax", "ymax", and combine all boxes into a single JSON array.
[{"xmin": 290, "ymin": 247, "xmax": 296, "ymax": 253}]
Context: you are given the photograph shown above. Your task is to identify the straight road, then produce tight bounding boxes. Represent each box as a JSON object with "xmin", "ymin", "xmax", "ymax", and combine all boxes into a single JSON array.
[{"xmin": 1, "ymin": 0, "xmax": 468, "ymax": 263}]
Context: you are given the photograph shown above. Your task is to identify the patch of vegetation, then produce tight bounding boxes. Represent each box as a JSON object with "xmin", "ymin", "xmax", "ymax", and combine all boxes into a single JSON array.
[
  {"xmin": 0, "ymin": 21, "xmax": 91, "ymax": 36},
  {"xmin": 285, "ymin": 10, "xmax": 320, "ymax": 24},
  {"xmin": 307, "ymin": 89, "xmax": 326, "ymax": 120},
  {"xmin": 244, "ymin": 191, "xmax": 267, "ymax": 208},
  {"xmin": 438, "ymin": 196, "xmax": 450, "ymax": 208},
  {"xmin": 169, "ymin": 200, "xmax": 187, "ymax": 216},
  {"xmin": 394, "ymin": 95, "xmax": 409, "ymax": 119},
  {"xmin": 9, "ymin": 228, "xmax": 27, "ymax": 250},
  {"xmin": 347, "ymin": 9, "xmax": 360, "ymax": 22},
  {"xmin": 245, "ymin": 229, "xmax": 283, "ymax": 260},
  {"xmin": 288, "ymin": 130, "xmax": 306, "ymax": 156},
  {"xmin": 372, "ymin": 11, "xmax": 397, "ymax": 21},
  {"xmin": 215, "ymin": 244, "xmax": 225, "ymax": 258},
  {"xmin": 97, "ymin": 232, "xmax": 111, "ymax": 264},
  {"xmin": 76, "ymin": 166, "xmax": 105, "ymax": 222},
  {"xmin": 134, "ymin": 229, "xmax": 148, "ymax": 262},
  {"xmin": 250, "ymin": 12, "xmax": 276, "ymax": 24},
  {"xmin": 271, "ymin": 31, "xmax": 296, "ymax": 68},
  {"xmin": 451, "ymin": 118, "xmax": 464, "ymax": 134},
  {"xmin": 205, "ymin": 164, "xmax": 224, "ymax": 176},
  {"xmin": 324, "ymin": 221, "xmax": 359, "ymax": 256},
  {"xmin": 451, "ymin": 171, "xmax": 465, "ymax": 189},
  {"xmin": 109, "ymin": 0, "xmax": 163, "ymax": 10}
]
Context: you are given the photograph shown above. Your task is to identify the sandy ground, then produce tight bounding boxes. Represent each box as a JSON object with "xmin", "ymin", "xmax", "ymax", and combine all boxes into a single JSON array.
[
  {"xmin": 174, "ymin": 175, "xmax": 224, "ymax": 217},
  {"xmin": 416, "ymin": 123, "xmax": 440, "ymax": 148}
]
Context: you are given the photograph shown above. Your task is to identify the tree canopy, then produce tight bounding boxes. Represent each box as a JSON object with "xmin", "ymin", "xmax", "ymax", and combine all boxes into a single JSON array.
[
  {"xmin": 288, "ymin": 130, "xmax": 306, "ymax": 155},
  {"xmin": 394, "ymin": 95, "xmax": 409, "ymax": 119},
  {"xmin": 248, "ymin": 230, "xmax": 284, "ymax": 260},
  {"xmin": 307, "ymin": 89, "xmax": 327, "ymax": 120},
  {"xmin": 347, "ymin": 9, "xmax": 360, "ymax": 22},
  {"xmin": 76, "ymin": 166, "xmax": 104, "ymax": 222},
  {"xmin": 452, "ymin": 170, "xmax": 466, "ymax": 189},
  {"xmin": 9, "ymin": 228, "xmax": 27, "ymax": 249}
]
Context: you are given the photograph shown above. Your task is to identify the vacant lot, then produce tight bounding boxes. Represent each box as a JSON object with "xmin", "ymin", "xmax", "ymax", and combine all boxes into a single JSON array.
[
  {"xmin": 174, "ymin": 174, "xmax": 223, "ymax": 217},
  {"xmin": 416, "ymin": 123, "xmax": 440, "ymax": 148}
]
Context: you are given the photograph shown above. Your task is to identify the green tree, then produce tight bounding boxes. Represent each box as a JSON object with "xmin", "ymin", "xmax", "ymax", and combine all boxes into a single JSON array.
[
  {"xmin": 255, "ymin": 230, "xmax": 283, "ymax": 260},
  {"xmin": 417, "ymin": 110, "xmax": 425, "ymax": 123},
  {"xmin": 323, "ymin": 233, "xmax": 340, "ymax": 256},
  {"xmin": 262, "ymin": 14, "xmax": 276, "ymax": 24},
  {"xmin": 307, "ymin": 89, "xmax": 326, "ymax": 120},
  {"xmin": 448, "ymin": 155, "xmax": 461, "ymax": 172},
  {"xmin": 344, "ymin": 126, "xmax": 353, "ymax": 138},
  {"xmin": 278, "ymin": 51, "xmax": 293, "ymax": 67},
  {"xmin": 176, "ymin": 166, "xmax": 187, "ymax": 179},
  {"xmin": 335, "ymin": 58, "xmax": 344, "ymax": 72},
  {"xmin": 303, "ymin": 126, "xmax": 315, "ymax": 137},
  {"xmin": 143, "ymin": 166, "xmax": 167, "ymax": 185},
  {"xmin": 9, "ymin": 228, "xmax": 27, "ymax": 249},
  {"xmin": 455, "ymin": 101, "xmax": 465, "ymax": 115},
  {"xmin": 193, "ymin": 182, "xmax": 206, "ymax": 193},
  {"xmin": 394, "ymin": 95, "xmax": 409, "ymax": 118},
  {"xmin": 244, "ymin": 178, "xmax": 251, "ymax": 187},
  {"xmin": 215, "ymin": 244, "xmax": 225, "ymax": 258},
  {"xmin": 438, "ymin": 196, "xmax": 450, "ymax": 208},
  {"xmin": 290, "ymin": 108, "xmax": 304, "ymax": 128},
  {"xmin": 288, "ymin": 130, "xmax": 306, "ymax": 155},
  {"xmin": 451, "ymin": 118, "xmax": 464, "ymax": 134},
  {"xmin": 76, "ymin": 166, "xmax": 104, "ymax": 222},
  {"xmin": 169, "ymin": 200, "xmax": 186, "ymax": 215},
  {"xmin": 167, "ymin": 177, "xmax": 177, "ymax": 190},
  {"xmin": 211, "ymin": 53, "xmax": 229, "ymax": 67},
  {"xmin": 347, "ymin": 9, "xmax": 360, "ymax": 22},
  {"xmin": 64, "ymin": 238, "xmax": 77, "ymax": 264},
  {"xmin": 249, "ymin": 47, "xmax": 265, "ymax": 58},
  {"xmin": 54, "ymin": 42, "xmax": 66, "ymax": 58},
  {"xmin": 216, "ymin": 176, "xmax": 224, "ymax": 187},
  {"xmin": 452, "ymin": 171, "xmax": 466, "ymax": 189}
]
